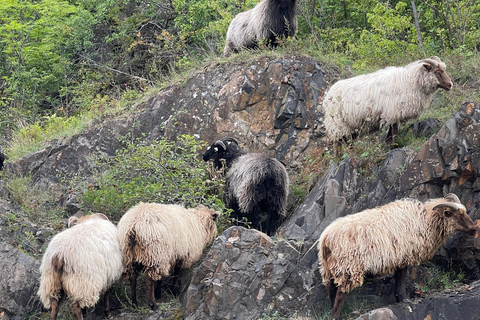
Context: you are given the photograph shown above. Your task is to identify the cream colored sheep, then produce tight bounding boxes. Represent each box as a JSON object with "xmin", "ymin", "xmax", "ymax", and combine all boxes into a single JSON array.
[
  {"xmin": 37, "ymin": 213, "xmax": 123, "ymax": 320},
  {"xmin": 224, "ymin": 0, "xmax": 297, "ymax": 56},
  {"xmin": 117, "ymin": 202, "xmax": 218, "ymax": 310},
  {"xmin": 318, "ymin": 194, "xmax": 477, "ymax": 320},
  {"xmin": 322, "ymin": 56, "xmax": 452, "ymax": 145}
]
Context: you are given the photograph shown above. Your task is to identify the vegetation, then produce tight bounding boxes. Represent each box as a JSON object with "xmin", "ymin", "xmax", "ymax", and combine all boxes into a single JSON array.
[
  {"xmin": 79, "ymin": 133, "xmax": 231, "ymax": 224},
  {"xmin": 1, "ymin": 0, "xmax": 479, "ymax": 152},
  {"xmin": 0, "ymin": 0, "xmax": 479, "ymax": 319}
]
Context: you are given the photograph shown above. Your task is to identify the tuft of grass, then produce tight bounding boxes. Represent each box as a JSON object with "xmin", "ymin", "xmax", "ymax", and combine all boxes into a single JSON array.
[{"xmin": 5, "ymin": 176, "xmax": 65, "ymax": 225}]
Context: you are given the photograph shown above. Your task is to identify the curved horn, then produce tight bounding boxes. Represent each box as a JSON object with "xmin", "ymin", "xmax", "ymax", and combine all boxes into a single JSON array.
[
  {"xmin": 221, "ymin": 137, "xmax": 239, "ymax": 145},
  {"xmin": 213, "ymin": 140, "xmax": 227, "ymax": 150},
  {"xmin": 429, "ymin": 56, "xmax": 442, "ymax": 62},
  {"xmin": 433, "ymin": 202, "xmax": 463, "ymax": 211},
  {"xmin": 444, "ymin": 193, "xmax": 461, "ymax": 204},
  {"xmin": 421, "ymin": 58, "xmax": 439, "ymax": 67}
]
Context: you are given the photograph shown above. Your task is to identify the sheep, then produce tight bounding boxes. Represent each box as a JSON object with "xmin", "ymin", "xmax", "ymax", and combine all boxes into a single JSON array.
[
  {"xmin": 224, "ymin": 0, "xmax": 297, "ymax": 56},
  {"xmin": 37, "ymin": 213, "xmax": 123, "ymax": 320},
  {"xmin": 317, "ymin": 193, "xmax": 478, "ymax": 320},
  {"xmin": 322, "ymin": 56, "xmax": 453, "ymax": 146},
  {"xmin": 117, "ymin": 202, "xmax": 218, "ymax": 310},
  {"xmin": 203, "ymin": 137, "xmax": 289, "ymax": 235}
]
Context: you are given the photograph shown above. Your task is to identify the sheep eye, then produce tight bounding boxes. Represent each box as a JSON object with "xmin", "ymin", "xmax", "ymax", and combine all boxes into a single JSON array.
[
  {"xmin": 207, "ymin": 146, "xmax": 211, "ymax": 150},
  {"xmin": 444, "ymin": 210, "xmax": 452, "ymax": 217},
  {"xmin": 227, "ymin": 141, "xmax": 231, "ymax": 145},
  {"xmin": 214, "ymin": 147, "xmax": 218, "ymax": 152}
]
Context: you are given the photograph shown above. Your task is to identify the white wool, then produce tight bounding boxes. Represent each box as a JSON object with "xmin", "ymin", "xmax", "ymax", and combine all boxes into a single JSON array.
[
  {"xmin": 37, "ymin": 214, "xmax": 123, "ymax": 309},
  {"xmin": 322, "ymin": 58, "xmax": 451, "ymax": 142}
]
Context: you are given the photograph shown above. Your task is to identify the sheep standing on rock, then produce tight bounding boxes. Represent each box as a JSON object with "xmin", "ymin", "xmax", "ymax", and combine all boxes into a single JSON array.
[
  {"xmin": 38, "ymin": 213, "xmax": 123, "ymax": 320},
  {"xmin": 318, "ymin": 194, "xmax": 478, "ymax": 320},
  {"xmin": 117, "ymin": 202, "xmax": 218, "ymax": 310},
  {"xmin": 203, "ymin": 137, "xmax": 289, "ymax": 235},
  {"xmin": 322, "ymin": 56, "xmax": 453, "ymax": 145},
  {"xmin": 224, "ymin": 0, "xmax": 297, "ymax": 56}
]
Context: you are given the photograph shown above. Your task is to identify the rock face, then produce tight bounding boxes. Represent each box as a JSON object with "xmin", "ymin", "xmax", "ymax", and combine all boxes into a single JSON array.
[
  {"xmin": 182, "ymin": 103, "xmax": 480, "ymax": 319},
  {"xmin": 0, "ymin": 242, "xmax": 42, "ymax": 318},
  {"xmin": 1, "ymin": 54, "xmax": 480, "ymax": 319}
]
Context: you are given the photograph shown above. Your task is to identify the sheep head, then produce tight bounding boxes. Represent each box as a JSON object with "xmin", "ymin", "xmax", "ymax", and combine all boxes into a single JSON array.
[
  {"xmin": 422, "ymin": 56, "xmax": 453, "ymax": 91},
  {"xmin": 432, "ymin": 201, "xmax": 477, "ymax": 237},
  {"xmin": 68, "ymin": 213, "xmax": 109, "ymax": 227},
  {"xmin": 203, "ymin": 137, "xmax": 243, "ymax": 170}
]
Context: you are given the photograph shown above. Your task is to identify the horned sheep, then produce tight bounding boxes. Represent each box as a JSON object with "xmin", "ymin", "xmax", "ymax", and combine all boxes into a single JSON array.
[
  {"xmin": 224, "ymin": 0, "xmax": 297, "ymax": 56},
  {"xmin": 37, "ymin": 213, "xmax": 123, "ymax": 320},
  {"xmin": 117, "ymin": 202, "xmax": 218, "ymax": 310},
  {"xmin": 318, "ymin": 193, "xmax": 478, "ymax": 320},
  {"xmin": 203, "ymin": 137, "xmax": 289, "ymax": 235},
  {"xmin": 322, "ymin": 56, "xmax": 453, "ymax": 145}
]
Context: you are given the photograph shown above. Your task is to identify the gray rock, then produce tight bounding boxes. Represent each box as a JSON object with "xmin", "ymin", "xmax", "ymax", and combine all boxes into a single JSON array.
[{"xmin": 0, "ymin": 242, "xmax": 42, "ymax": 318}]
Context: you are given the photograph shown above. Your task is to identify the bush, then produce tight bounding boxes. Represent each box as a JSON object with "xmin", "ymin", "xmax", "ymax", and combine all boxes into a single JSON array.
[{"xmin": 81, "ymin": 134, "xmax": 229, "ymax": 224}]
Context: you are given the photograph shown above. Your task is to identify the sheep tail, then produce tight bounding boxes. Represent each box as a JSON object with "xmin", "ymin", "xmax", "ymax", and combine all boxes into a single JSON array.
[
  {"xmin": 51, "ymin": 252, "xmax": 64, "ymax": 272},
  {"xmin": 128, "ymin": 227, "xmax": 136, "ymax": 248},
  {"xmin": 38, "ymin": 252, "xmax": 64, "ymax": 309}
]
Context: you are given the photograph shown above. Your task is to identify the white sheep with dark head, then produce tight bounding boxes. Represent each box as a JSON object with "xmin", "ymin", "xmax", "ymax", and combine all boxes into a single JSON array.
[
  {"xmin": 37, "ymin": 213, "xmax": 123, "ymax": 320},
  {"xmin": 318, "ymin": 193, "xmax": 478, "ymax": 320},
  {"xmin": 322, "ymin": 56, "xmax": 453, "ymax": 145},
  {"xmin": 203, "ymin": 137, "xmax": 289, "ymax": 235},
  {"xmin": 224, "ymin": 0, "xmax": 297, "ymax": 56},
  {"xmin": 117, "ymin": 202, "xmax": 218, "ymax": 310}
]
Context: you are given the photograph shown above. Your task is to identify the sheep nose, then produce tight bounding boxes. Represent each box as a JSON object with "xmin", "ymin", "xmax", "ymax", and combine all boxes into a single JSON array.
[{"xmin": 447, "ymin": 81, "xmax": 453, "ymax": 90}]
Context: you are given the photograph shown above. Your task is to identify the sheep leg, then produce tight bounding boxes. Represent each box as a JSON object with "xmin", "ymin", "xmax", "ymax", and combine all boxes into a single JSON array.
[
  {"xmin": 331, "ymin": 290, "xmax": 347, "ymax": 320},
  {"xmin": 72, "ymin": 301, "xmax": 83, "ymax": 320},
  {"xmin": 394, "ymin": 267, "xmax": 408, "ymax": 302},
  {"xmin": 383, "ymin": 123, "xmax": 399, "ymax": 145},
  {"xmin": 326, "ymin": 279, "xmax": 338, "ymax": 307},
  {"xmin": 171, "ymin": 261, "xmax": 182, "ymax": 296},
  {"xmin": 129, "ymin": 273, "xmax": 138, "ymax": 307},
  {"xmin": 154, "ymin": 279, "xmax": 162, "ymax": 300},
  {"xmin": 103, "ymin": 289, "xmax": 111, "ymax": 318},
  {"xmin": 50, "ymin": 298, "xmax": 60, "ymax": 320},
  {"xmin": 146, "ymin": 274, "xmax": 158, "ymax": 310}
]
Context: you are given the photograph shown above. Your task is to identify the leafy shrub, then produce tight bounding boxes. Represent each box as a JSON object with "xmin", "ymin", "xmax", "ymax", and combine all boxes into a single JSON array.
[{"xmin": 81, "ymin": 134, "xmax": 229, "ymax": 225}]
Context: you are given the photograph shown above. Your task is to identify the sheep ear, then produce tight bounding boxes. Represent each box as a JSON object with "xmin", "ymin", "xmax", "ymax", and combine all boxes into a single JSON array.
[
  {"xmin": 211, "ymin": 212, "xmax": 219, "ymax": 221},
  {"xmin": 68, "ymin": 216, "xmax": 79, "ymax": 228},
  {"xmin": 444, "ymin": 193, "xmax": 461, "ymax": 204},
  {"xmin": 423, "ymin": 63, "xmax": 433, "ymax": 71}
]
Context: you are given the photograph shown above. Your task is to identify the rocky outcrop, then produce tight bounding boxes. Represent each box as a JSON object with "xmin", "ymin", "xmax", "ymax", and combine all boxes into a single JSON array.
[
  {"xmin": 1, "ymin": 53, "xmax": 480, "ymax": 319},
  {"xmin": 0, "ymin": 242, "xmax": 42, "ymax": 318}
]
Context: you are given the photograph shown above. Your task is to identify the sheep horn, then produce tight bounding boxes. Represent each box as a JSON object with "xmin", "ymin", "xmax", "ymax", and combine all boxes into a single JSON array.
[
  {"xmin": 221, "ymin": 137, "xmax": 239, "ymax": 145},
  {"xmin": 433, "ymin": 202, "xmax": 463, "ymax": 211},
  {"xmin": 444, "ymin": 193, "xmax": 461, "ymax": 204},
  {"xmin": 421, "ymin": 58, "xmax": 439, "ymax": 67},
  {"xmin": 68, "ymin": 216, "xmax": 79, "ymax": 228},
  {"xmin": 213, "ymin": 140, "xmax": 227, "ymax": 150}
]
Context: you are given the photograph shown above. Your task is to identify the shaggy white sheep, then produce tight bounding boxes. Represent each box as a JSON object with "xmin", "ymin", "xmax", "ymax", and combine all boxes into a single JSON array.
[
  {"xmin": 224, "ymin": 0, "xmax": 297, "ymax": 56},
  {"xmin": 318, "ymin": 194, "xmax": 477, "ymax": 320},
  {"xmin": 322, "ymin": 56, "xmax": 453, "ymax": 145},
  {"xmin": 37, "ymin": 213, "xmax": 123, "ymax": 320},
  {"xmin": 117, "ymin": 202, "xmax": 218, "ymax": 310},
  {"xmin": 203, "ymin": 138, "xmax": 290, "ymax": 235}
]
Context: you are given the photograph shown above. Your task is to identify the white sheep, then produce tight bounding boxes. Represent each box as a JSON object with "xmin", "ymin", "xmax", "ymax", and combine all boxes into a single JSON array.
[
  {"xmin": 117, "ymin": 202, "xmax": 218, "ymax": 310},
  {"xmin": 318, "ymin": 194, "xmax": 478, "ymax": 320},
  {"xmin": 322, "ymin": 56, "xmax": 453, "ymax": 145},
  {"xmin": 224, "ymin": 0, "xmax": 297, "ymax": 56},
  {"xmin": 37, "ymin": 213, "xmax": 123, "ymax": 320}
]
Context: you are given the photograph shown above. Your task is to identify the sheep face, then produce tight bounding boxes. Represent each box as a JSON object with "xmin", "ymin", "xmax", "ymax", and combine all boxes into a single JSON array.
[
  {"xmin": 432, "ymin": 202, "xmax": 477, "ymax": 236},
  {"xmin": 424, "ymin": 62, "xmax": 452, "ymax": 91},
  {"xmin": 202, "ymin": 137, "xmax": 242, "ymax": 170}
]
